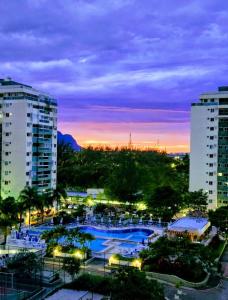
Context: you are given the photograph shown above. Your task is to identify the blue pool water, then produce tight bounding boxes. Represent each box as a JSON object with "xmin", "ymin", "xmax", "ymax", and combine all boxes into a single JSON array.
[
  {"xmin": 28, "ymin": 225, "xmax": 152, "ymax": 252},
  {"xmin": 119, "ymin": 242, "xmax": 137, "ymax": 248},
  {"xmin": 79, "ymin": 226, "xmax": 152, "ymax": 242},
  {"xmin": 58, "ymin": 236, "xmax": 107, "ymax": 252}
]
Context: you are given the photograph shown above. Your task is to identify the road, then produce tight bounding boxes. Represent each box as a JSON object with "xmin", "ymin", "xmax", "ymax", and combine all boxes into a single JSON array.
[{"xmin": 164, "ymin": 279, "xmax": 228, "ymax": 300}]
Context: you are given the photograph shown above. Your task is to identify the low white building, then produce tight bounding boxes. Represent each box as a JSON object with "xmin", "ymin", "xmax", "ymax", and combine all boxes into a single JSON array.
[{"xmin": 167, "ymin": 217, "xmax": 211, "ymax": 241}]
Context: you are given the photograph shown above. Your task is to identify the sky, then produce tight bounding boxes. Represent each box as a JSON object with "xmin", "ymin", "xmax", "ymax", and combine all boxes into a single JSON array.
[{"xmin": 1, "ymin": 0, "xmax": 228, "ymax": 152}]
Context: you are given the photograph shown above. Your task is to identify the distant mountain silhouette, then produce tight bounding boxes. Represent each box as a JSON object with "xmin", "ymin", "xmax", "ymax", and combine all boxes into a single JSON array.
[{"xmin": 57, "ymin": 131, "xmax": 81, "ymax": 151}]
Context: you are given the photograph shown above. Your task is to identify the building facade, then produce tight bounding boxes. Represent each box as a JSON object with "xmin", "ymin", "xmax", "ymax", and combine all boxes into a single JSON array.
[
  {"xmin": 0, "ymin": 78, "xmax": 57, "ymax": 199},
  {"xmin": 190, "ymin": 86, "xmax": 228, "ymax": 210}
]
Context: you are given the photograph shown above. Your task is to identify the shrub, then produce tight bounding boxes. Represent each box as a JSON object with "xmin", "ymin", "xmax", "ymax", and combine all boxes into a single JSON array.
[{"xmin": 65, "ymin": 273, "xmax": 113, "ymax": 295}]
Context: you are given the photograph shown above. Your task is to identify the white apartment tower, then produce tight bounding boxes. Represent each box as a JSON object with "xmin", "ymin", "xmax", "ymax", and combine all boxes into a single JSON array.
[
  {"xmin": 0, "ymin": 78, "xmax": 57, "ymax": 199},
  {"xmin": 190, "ymin": 86, "xmax": 228, "ymax": 210}
]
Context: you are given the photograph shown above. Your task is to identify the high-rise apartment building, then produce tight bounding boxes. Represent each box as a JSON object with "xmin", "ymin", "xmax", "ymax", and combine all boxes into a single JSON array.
[
  {"xmin": 190, "ymin": 86, "xmax": 228, "ymax": 210},
  {"xmin": 0, "ymin": 78, "xmax": 57, "ymax": 199}
]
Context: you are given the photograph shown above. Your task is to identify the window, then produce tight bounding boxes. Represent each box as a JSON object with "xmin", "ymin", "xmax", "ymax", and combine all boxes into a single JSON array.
[
  {"xmin": 209, "ymin": 181, "xmax": 213, "ymax": 185},
  {"xmin": 209, "ymin": 190, "xmax": 213, "ymax": 194}
]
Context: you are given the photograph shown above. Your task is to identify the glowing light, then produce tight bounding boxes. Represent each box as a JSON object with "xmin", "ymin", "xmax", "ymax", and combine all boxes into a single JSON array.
[
  {"xmin": 132, "ymin": 258, "xmax": 142, "ymax": 270},
  {"xmin": 53, "ymin": 246, "xmax": 62, "ymax": 257},
  {"xmin": 109, "ymin": 254, "xmax": 118, "ymax": 265},
  {"xmin": 137, "ymin": 202, "xmax": 147, "ymax": 211},
  {"xmin": 86, "ymin": 197, "xmax": 95, "ymax": 207},
  {"xmin": 74, "ymin": 249, "xmax": 84, "ymax": 260}
]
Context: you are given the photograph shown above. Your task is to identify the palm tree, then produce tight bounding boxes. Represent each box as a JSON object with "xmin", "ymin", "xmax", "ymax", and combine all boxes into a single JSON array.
[
  {"xmin": 36, "ymin": 193, "xmax": 53, "ymax": 223},
  {"xmin": 52, "ymin": 185, "xmax": 67, "ymax": 211},
  {"xmin": 16, "ymin": 198, "xmax": 27, "ymax": 229},
  {"xmin": 0, "ymin": 196, "xmax": 18, "ymax": 243},
  {"xmin": 19, "ymin": 186, "xmax": 38, "ymax": 226}
]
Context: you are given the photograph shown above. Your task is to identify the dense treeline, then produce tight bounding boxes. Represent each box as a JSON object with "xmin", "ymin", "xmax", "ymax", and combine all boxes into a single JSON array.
[{"xmin": 57, "ymin": 143, "xmax": 189, "ymax": 201}]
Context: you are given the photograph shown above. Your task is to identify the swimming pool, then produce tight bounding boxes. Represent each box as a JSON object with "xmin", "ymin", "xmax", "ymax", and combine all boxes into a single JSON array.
[
  {"xmin": 79, "ymin": 226, "xmax": 152, "ymax": 242},
  {"xmin": 28, "ymin": 225, "xmax": 153, "ymax": 252}
]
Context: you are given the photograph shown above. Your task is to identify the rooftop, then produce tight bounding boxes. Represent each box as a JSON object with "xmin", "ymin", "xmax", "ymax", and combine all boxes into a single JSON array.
[
  {"xmin": 168, "ymin": 217, "xmax": 210, "ymax": 231},
  {"xmin": 0, "ymin": 78, "xmax": 32, "ymax": 88}
]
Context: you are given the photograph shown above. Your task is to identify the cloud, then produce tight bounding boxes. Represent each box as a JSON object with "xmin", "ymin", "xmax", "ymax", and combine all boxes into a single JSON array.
[{"xmin": 0, "ymin": 0, "xmax": 228, "ymax": 150}]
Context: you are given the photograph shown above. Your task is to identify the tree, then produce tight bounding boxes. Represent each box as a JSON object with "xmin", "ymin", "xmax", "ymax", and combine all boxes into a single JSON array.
[
  {"xmin": 62, "ymin": 256, "xmax": 81, "ymax": 281},
  {"xmin": 16, "ymin": 198, "xmax": 27, "ymax": 228},
  {"xmin": 52, "ymin": 185, "xmax": 67, "ymax": 211},
  {"xmin": 35, "ymin": 193, "xmax": 53, "ymax": 223},
  {"xmin": 0, "ymin": 196, "xmax": 18, "ymax": 243},
  {"xmin": 147, "ymin": 186, "xmax": 183, "ymax": 221},
  {"xmin": 6, "ymin": 249, "xmax": 42, "ymax": 279},
  {"xmin": 208, "ymin": 206, "xmax": 228, "ymax": 232},
  {"xmin": 41, "ymin": 225, "xmax": 68, "ymax": 242},
  {"xmin": 184, "ymin": 189, "xmax": 208, "ymax": 211},
  {"xmin": 105, "ymin": 151, "xmax": 146, "ymax": 202},
  {"xmin": 112, "ymin": 267, "xmax": 164, "ymax": 300},
  {"xmin": 19, "ymin": 186, "xmax": 39, "ymax": 226}
]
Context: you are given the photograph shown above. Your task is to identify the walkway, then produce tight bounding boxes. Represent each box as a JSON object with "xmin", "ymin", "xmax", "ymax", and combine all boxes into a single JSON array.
[{"xmin": 164, "ymin": 279, "xmax": 228, "ymax": 300}]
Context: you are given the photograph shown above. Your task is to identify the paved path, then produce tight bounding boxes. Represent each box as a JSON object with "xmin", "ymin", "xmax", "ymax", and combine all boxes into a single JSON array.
[{"xmin": 164, "ymin": 279, "xmax": 228, "ymax": 300}]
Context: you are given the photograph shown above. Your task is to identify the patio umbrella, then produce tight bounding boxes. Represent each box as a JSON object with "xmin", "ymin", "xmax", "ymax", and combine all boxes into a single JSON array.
[
  {"xmin": 50, "ymin": 218, "xmax": 54, "ymax": 225},
  {"xmin": 60, "ymin": 218, "xmax": 63, "ymax": 225},
  {"xmin": 77, "ymin": 216, "xmax": 80, "ymax": 223},
  {"xmin": 139, "ymin": 218, "xmax": 143, "ymax": 224},
  {"xmin": 129, "ymin": 218, "xmax": 133, "ymax": 225},
  {"xmin": 119, "ymin": 219, "xmax": 122, "ymax": 225},
  {"xmin": 108, "ymin": 217, "xmax": 111, "ymax": 224},
  {"xmin": 101, "ymin": 217, "xmax": 104, "ymax": 224}
]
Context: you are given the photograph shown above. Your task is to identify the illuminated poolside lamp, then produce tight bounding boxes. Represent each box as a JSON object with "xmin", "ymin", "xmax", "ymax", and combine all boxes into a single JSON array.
[
  {"xmin": 74, "ymin": 249, "xmax": 84, "ymax": 260},
  {"xmin": 86, "ymin": 197, "xmax": 94, "ymax": 207},
  {"xmin": 132, "ymin": 258, "xmax": 142, "ymax": 270},
  {"xmin": 137, "ymin": 202, "xmax": 147, "ymax": 211},
  {"xmin": 109, "ymin": 254, "xmax": 118, "ymax": 266},
  {"xmin": 53, "ymin": 246, "xmax": 62, "ymax": 257}
]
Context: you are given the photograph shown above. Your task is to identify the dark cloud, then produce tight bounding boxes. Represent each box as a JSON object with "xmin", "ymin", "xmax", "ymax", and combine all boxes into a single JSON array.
[{"xmin": 0, "ymin": 0, "xmax": 228, "ymax": 149}]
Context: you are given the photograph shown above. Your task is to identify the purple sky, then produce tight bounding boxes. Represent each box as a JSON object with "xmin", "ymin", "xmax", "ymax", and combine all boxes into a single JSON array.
[{"xmin": 1, "ymin": 0, "xmax": 228, "ymax": 151}]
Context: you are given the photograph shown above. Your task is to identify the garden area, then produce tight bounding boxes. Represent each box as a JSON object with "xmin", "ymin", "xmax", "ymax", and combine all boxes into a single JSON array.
[
  {"xmin": 64, "ymin": 267, "xmax": 164, "ymax": 300},
  {"xmin": 139, "ymin": 235, "xmax": 225, "ymax": 283}
]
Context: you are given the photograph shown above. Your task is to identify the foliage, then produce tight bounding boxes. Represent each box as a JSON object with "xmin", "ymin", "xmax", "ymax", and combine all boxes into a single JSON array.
[
  {"xmin": 6, "ymin": 249, "xmax": 42, "ymax": 278},
  {"xmin": 208, "ymin": 206, "xmax": 228, "ymax": 232},
  {"xmin": 41, "ymin": 225, "xmax": 94, "ymax": 256},
  {"xmin": 111, "ymin": 267, "xmax": 164, "ymax": 300},
  {"xmin": 65, "ymin": 269, "xmax": 164, "ymax": 300},
  {"xmin": 146, "ymin": 186, "xmax": 183, "ymax": 221},
  {"xmin": 184, "ymin": 189, "xmax": 208, "ymax": 211},
  {"xmin": 0, "ymin": 196, "xmax": 18, "ymax": 243},
  {"xmin": 65, "ymin": 273, "xmax": 113, "ymax": 295},
  {"xmin": 140, "ymin": 236, "xmax": 215, "ymax": 282},
  {"xmin": 62, "ymin": 256, "xmax": 81, "ymax": 280},
  {"xmin": 53, "ymin": 185, "xmax": 67, "ymax": 210},
  {"xmin": 19, "ymin": 186, "xmax": 39, "ymax": 226}
]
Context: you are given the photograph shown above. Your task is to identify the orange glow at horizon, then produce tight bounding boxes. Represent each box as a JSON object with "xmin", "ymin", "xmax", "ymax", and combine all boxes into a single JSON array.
[{"xmin": 59, "ymin": 121, "xmax": 190, "ymax": 153}]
